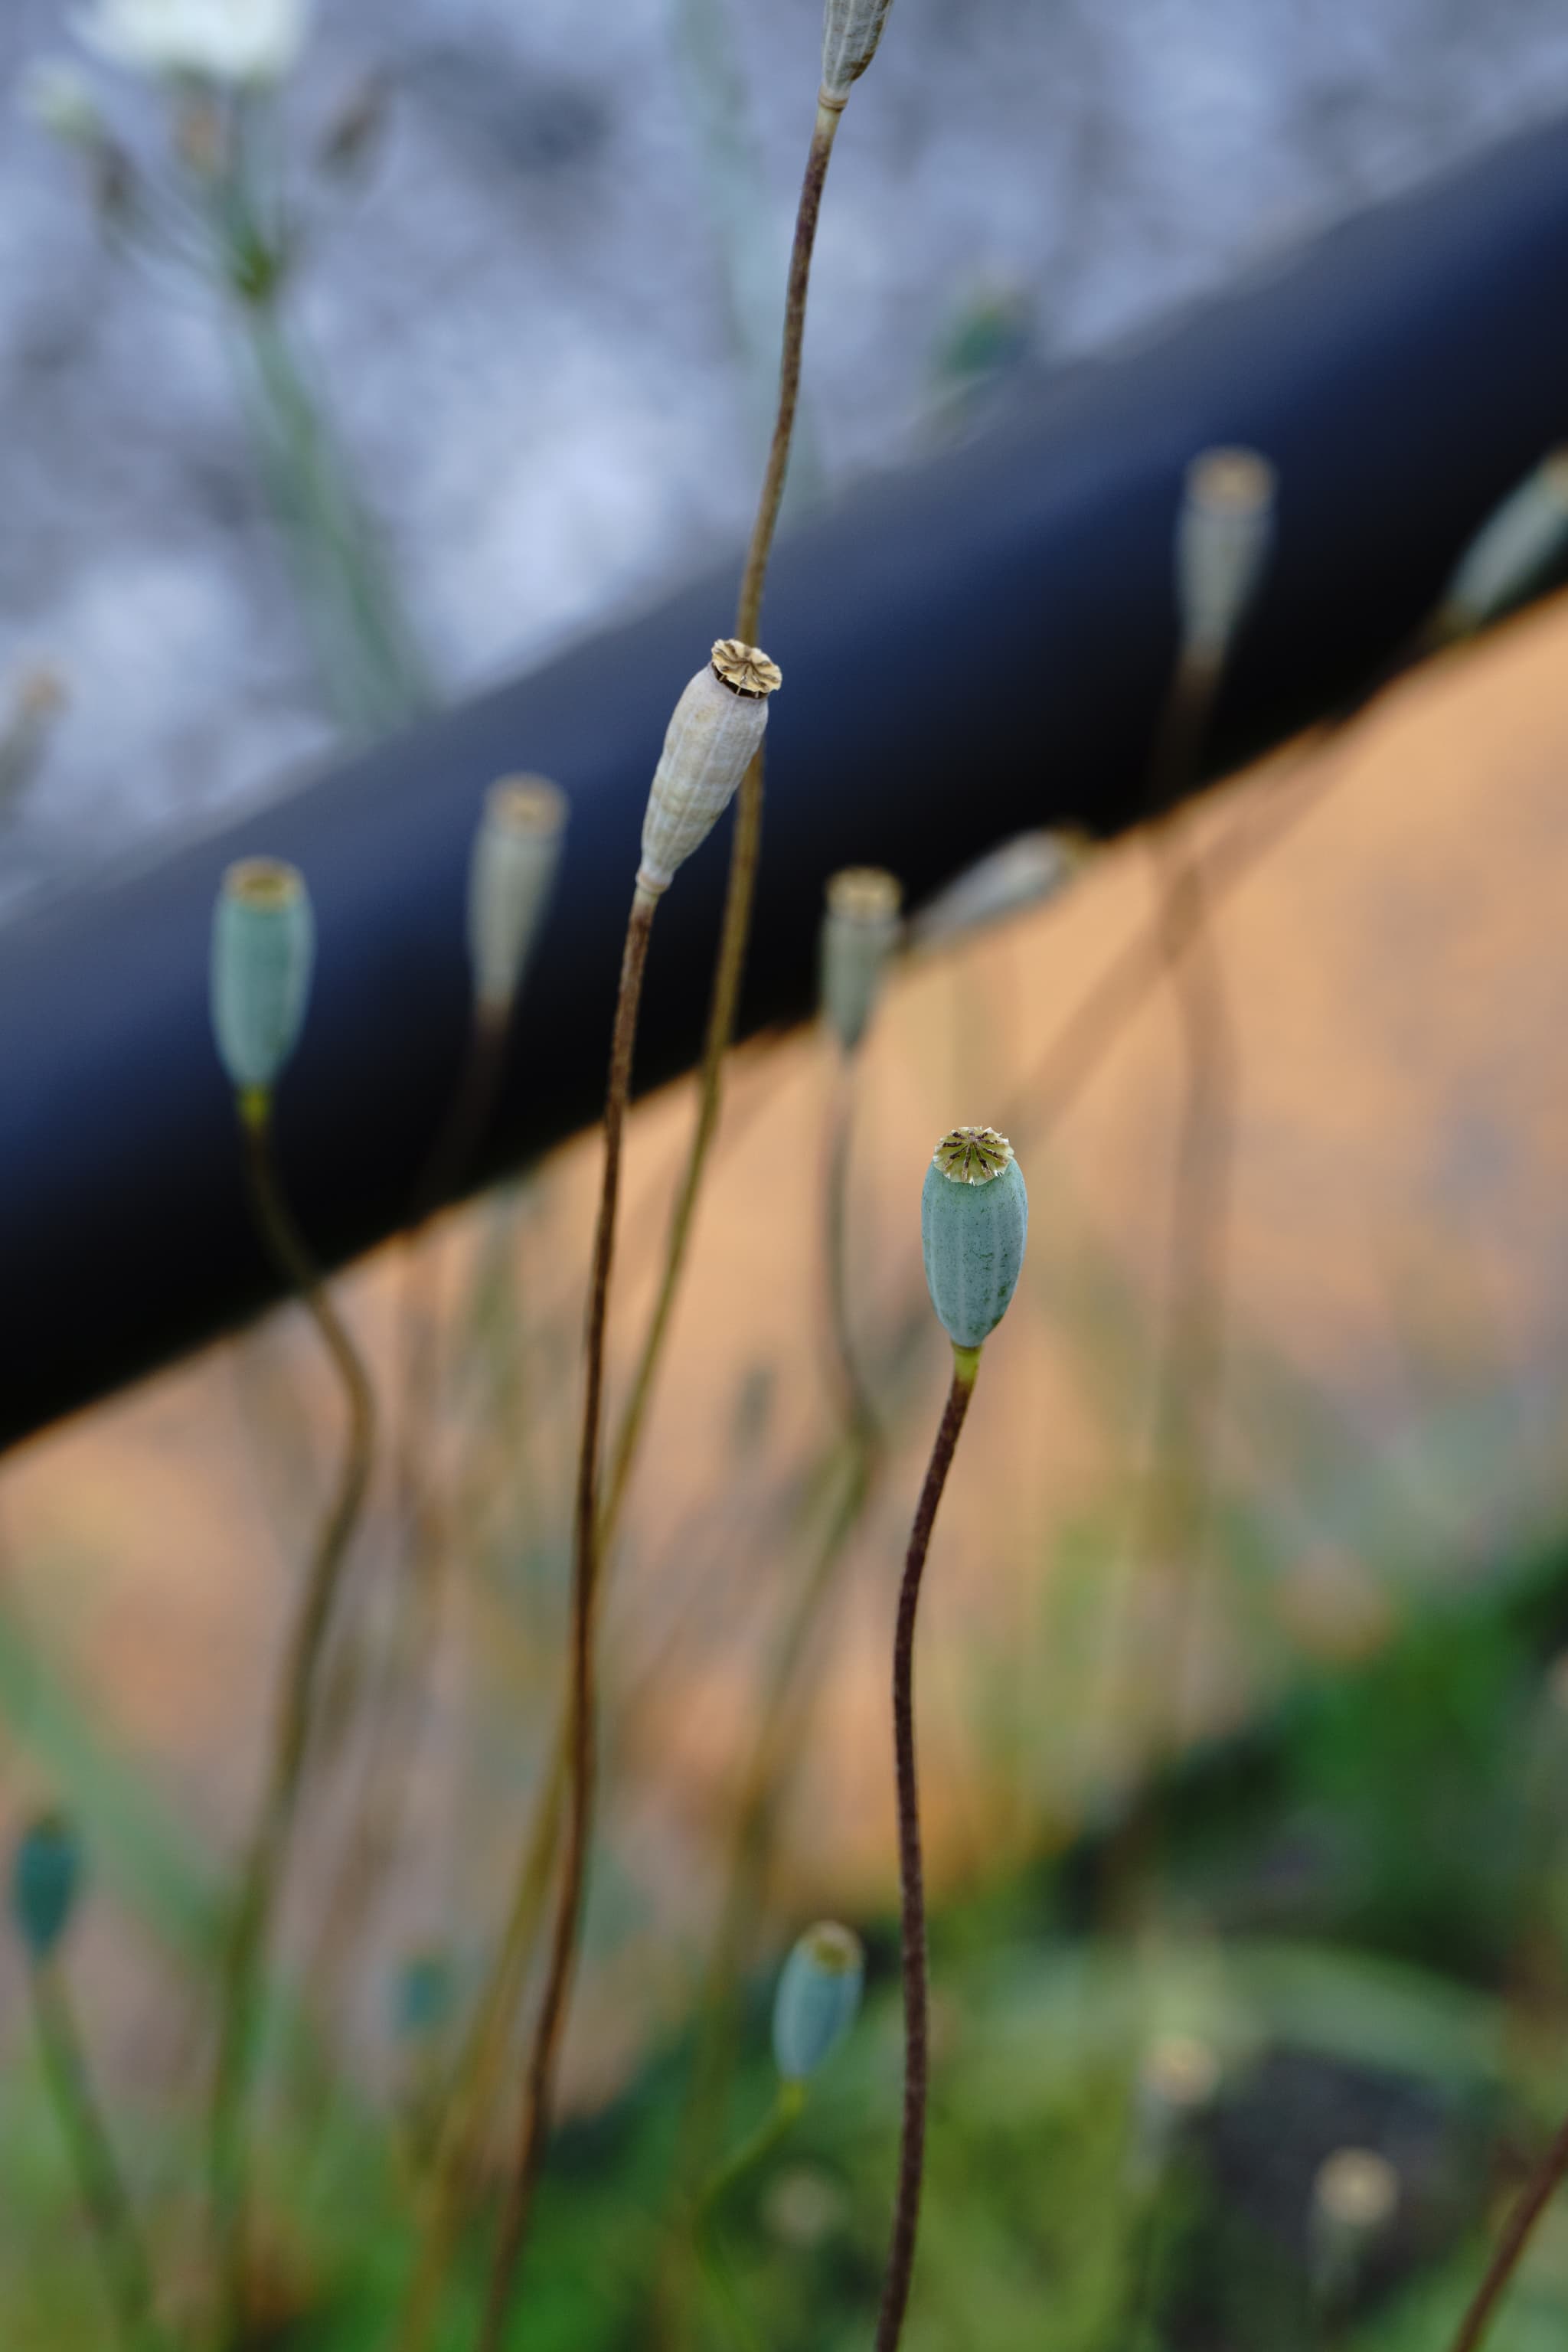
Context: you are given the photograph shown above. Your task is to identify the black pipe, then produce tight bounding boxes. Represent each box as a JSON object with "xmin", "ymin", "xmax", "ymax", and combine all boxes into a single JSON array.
[{"xmin": 5, "ymin": 113, "xmax": 1568, "ymax": 1452}]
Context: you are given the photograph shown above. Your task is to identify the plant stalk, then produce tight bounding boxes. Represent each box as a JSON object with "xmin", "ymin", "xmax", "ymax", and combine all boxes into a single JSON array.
[
  {"xmin": 208, "ymin": 1093, "xmax": 376, "ymax": 2346},
  {"xmin": 476, "ymin": 886, "xmax": 658, "ymax": 2347},
  {"xmin": 874, "ymin": 1341, "xmax": 981, "ymax": 2352},
  {"xmin": 31, "ymin": 1961, "xmax": 166, "ymax": 2352},
  {"xmin": 1446, "ymin": 2112, "xmax": 1568, "ymax": 2352},
  {"xmin": 603, "ymin": 90, "xmax": 844, "ymax": 1546}
]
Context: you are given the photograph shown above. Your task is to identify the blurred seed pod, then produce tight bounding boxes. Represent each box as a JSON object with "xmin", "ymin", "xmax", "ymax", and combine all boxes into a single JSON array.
[
  {"xmin": 637, "ymin": 639, "xmax": 780, "ymax": 897},
  {"xmin": 11, "ymin": 1812, "xmax": 82, "ymax": 1962},
  {"xmin": 819, "ymin": 866, "xmax": 902, "ymax": 1054},
  {"xmin": 1311, "ymin": 2146, "xmax": 1399, "ymax": 2309},
  {"xmin": 1175, "ymin": 445, "xmax": 1277, "ymax": 665},
  {"xmin": 822, "ymin": 0, "xmax": 896, "ymax": 101},
  {"xmin": 19, "ymin": 58, "xmax": 105, "ymax": 145},
  {"xmin": 210, "ymin": 857, "xmax": 315, "ymax": 1098},
  {"xmin": 772, "ymin": 1921, "xmax": 864, "ymax": 2082},
  {"xmin": 318, "ymin": 69, "xmax": 391, "ymax": 178},
  {"xmin": 394, "ymin": 1950, "xmax": 456, "ymax": 2041},
  {"xmin": 920, "ymin": 1126, "xmax": 1027, "ymax": 1351},
  {"xmin": 467, "ymin": 774, "xmax": 568, "ymax": 1018},
  {"xmin": 908, "ymin": 829, "xmax": 1088, "ymax": 953},
  {"xmin": 1441, "ymin": 451, "xmax": 1568, "ymax": 632}
]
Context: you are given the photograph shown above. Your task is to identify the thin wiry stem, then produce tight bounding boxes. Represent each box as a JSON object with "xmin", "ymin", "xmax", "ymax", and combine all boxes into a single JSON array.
[
  {"xmin": 603, "ymin": 92, "xmax": 844, "ymax": 1549},
  {"xmin": 875, "ymin": 1344, "xmax": 980, "ymax": 2352},
  {"xmin": 1445, "ymin": 2112, "xmax": 1568, "ymax": 2352},
  {"xmin": 208, "ymin": 1097, "xmax": 376, "ymax": 2347},
  {"xmin": 31, "ymin": 1962, "xmax": 167, "ymax": 2352},
  {"xmin": 477, "ymin": 887, "xmax": 658, "ymax": 2347},
  {"xmin": 305, "ymin": 1006, "xmax": 511, "ymax": 2033}
]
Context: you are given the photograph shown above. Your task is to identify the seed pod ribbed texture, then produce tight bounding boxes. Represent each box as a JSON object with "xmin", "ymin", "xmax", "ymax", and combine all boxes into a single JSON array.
[
  {"xmin": 210, "ymin": 858, "xmax": 315, "ymax": 1096},
  {"xmin": 637, "ymin": 639, "xmax": 780, "ymax": 897},
  {"xmin": 11, "ymin": 1813, "xmax": 82, "ymax": 1962},
  {"xmin": 772, "ymin": 1921, "xmax": 864, "ymax": 2082},
  {"xmin": 1442, "ymin": 452, "xmax": 1568, "ymax": 628},
  {"xmin": 1175, "ymin": 446, "xmax": 1276, "ymax": 664},
  {"xmin": 822, "ymin": 0, "xmax": 896, "ymax": 99},
  {"xmin": 467, "ymin": 774, "xmax": 568, "ymax": 1014},
  {"xmin": 920, "ymin": 1125, "xmax": 1027, "ymax": 1350},
  {"xmin": 820, "ymin": 866, "xmax": 901, "ymax": 1054}
]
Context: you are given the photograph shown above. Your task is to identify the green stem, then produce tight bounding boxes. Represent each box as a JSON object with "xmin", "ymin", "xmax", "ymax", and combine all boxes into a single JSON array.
[
  {"xmin": 875, "ymin": 1343, "xmax": 981, "ymax": 2352},
  {"xmin": 692, "ymin": 2083, "xmax": 805, "ymax": 2352},
  {"xmin": 208, "ymin": 1093, "xmax": 376, "ymax": 2347},
  {"xmin": 31, "ymin": 1962, "xmax": 167, "ymax": 2352},
  {"xmin": 476, "ymin": 887, "xmax": 658, "ymax": 2347}
]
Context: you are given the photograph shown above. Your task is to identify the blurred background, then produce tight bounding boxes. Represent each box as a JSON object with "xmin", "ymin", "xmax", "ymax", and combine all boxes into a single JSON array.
[{"xmin": 8, "ymin": 4, "xmax": 1568, "ymax": 2350}]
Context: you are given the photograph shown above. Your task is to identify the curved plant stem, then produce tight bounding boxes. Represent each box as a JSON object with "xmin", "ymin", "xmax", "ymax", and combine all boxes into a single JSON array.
[
  {"xmin": 31, "ymin": 1961, "xmax": 167, "ymax": 2352},
  {"xmin": 875, "ymin": 1343, "xmax": 981, "ymax": 2352},
  {"xmin": 477, "ymin": 887, "xmax": 658, "ymax": 2348},
  {"xmin": 823, "ymin": 1049, "xmax": 879, "ymax": 1446},
  {"xmin": 208, "ymin": 1093, "xmax": 376, "ymax": 2347},
  {"xmin": 690, "ymin": 2080, "xmax": 805, "ymax": 2349},
  {"xmin": 603, "ymin": 91, "xmax": 844, "ymax": 1547},
  {"xmin": 1445, "ymin": 2112, "xmax": 1568, "ymax": 2352}
]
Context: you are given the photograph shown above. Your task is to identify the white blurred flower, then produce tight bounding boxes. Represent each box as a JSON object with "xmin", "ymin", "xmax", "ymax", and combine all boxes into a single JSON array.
[
  {"xmin": 19, "ymin": 57, "xmax": 103, "ymax": 142},
  {"xmin": 76, "ymin": 0, "xmax": 309, "ymax": 84}
]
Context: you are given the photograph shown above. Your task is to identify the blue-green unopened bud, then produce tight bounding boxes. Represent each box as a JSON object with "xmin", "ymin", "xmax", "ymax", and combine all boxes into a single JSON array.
[
  {"xmin": 394, "ymin": 1950, "xmax": 456, "ymax": 2040},
  {"xmin": 1175, "ymin": 446, "xmax": 1276, "ymax": 665},
  {"xmin": 11, "ymin": 1813, "xmax": 82, "ymax": 1961},
  {"xmin": 211, "ymin": 858, "xmax": 315, "ymax": 1097},
  {"xmin": 920, "ymin": 1126, "xmax": 1027, "ymax": 1350},
  {"xmin": 772, "ymin": 1921, "xmax": 864, "ymax": 2083}
]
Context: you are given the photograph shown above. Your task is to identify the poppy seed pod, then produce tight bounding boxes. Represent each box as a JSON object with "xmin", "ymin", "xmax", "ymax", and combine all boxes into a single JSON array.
[
  {"xmin": 636, "ymin": 639, "xmax": 781, "ymax": 898},
  {"xmin": 1175, "ymin": 446, "xmax": 1277, "ymax": 665},
  {"xmin": 921, "ymin": 1126, "xmax": 1028, "ymax": 1351},
  {"xmin": 466, "ymin": 775, "xmax": 568, "ymax": 1017},
  {"xmin": 11, "ymin": 1812, "xmax": 82, "ymax": 1962},
  {"xmin": 820, "ymin": 867, "xmax": 902, "ymax": 1054},
  {"xmin": 822, "ymin": 0, "xmax": 896, "ymax": 101},
  {"xmin": 772, "ymin": 1921, "xmax": 864, "ymax": 2083},
  {"xmin": 211, "ymin": 857, "xmax": 315, "ymax": 1099},
  {"xmin": 1442, "ymin": 450, "xmax": 1568, "ymax": 630}
]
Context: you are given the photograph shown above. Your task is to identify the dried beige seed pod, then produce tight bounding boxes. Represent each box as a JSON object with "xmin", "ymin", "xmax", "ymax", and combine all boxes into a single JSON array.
[
  {"xmin": 822, "ymin": 0, "xmax": 896, "ymax": 101},
  {"xmin": 820, "ymin": 866, "xmax": 902, "ymax": 1054},
  {"xmin": 467, "ymin": 774, "xmax": 568, "ymax": 1017},
  {"xmin": 637, "ymin": 640, "xmax": 781, "ymax": 897},
  {"xmin": 1175, "ymin": 445, "xmax": 1277, "ymax": 664},
  {"xmin": 1442, "ymin": 450, "xmax": 1568, "ymax": 630}
]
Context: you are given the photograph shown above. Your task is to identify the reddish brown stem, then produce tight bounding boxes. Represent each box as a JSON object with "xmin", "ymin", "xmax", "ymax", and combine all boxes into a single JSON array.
[
  {"xmin": 1446, "ymin": 2114, "xmax": 1568, "ymax": 2352},
  {"xmin": 875, "ymin": 1344, "xmax": 979, "ymax": 2352},
  {"xmin": 476, "ymin": 885, "xmax": 656, "ymax": 2348}
]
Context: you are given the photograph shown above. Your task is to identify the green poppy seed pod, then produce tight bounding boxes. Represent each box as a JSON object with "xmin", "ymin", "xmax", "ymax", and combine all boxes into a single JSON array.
[
  {"xmin": 11, "ymin": 1812, "xmax": 82, "ymax": 1962},
  {"xmin": 211, "ymin": 857, "xmax": 315, "ymax": 1099},
  {"xmin": 772, "ymin": 1921, "xmax": 864, "ymax": 2083},
  {"xmin": 1175, "ymin": 446, "xmax": 1277, "ymax": 665},
  {"xmin": 920, "ymin": 1125, "xmax": 1027, "ymax": 1351},
  {"xmin": 467, "ymin": 775, "xmax": 568, "ymax": 1018},
  {"xmin": 1441, "ymin": 451, "xmax": 1568, "ymax": 631},
  {"xmin": 819, "ymin": 867, "xmax": 902, "ymax": 1054},
  {"xmin": 822, "ymin": 0, "xmax": 895, "ymax": 101},
  {"xmin": 636, "ymin": 640, "xmax": 781, "ymax": 898}
]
